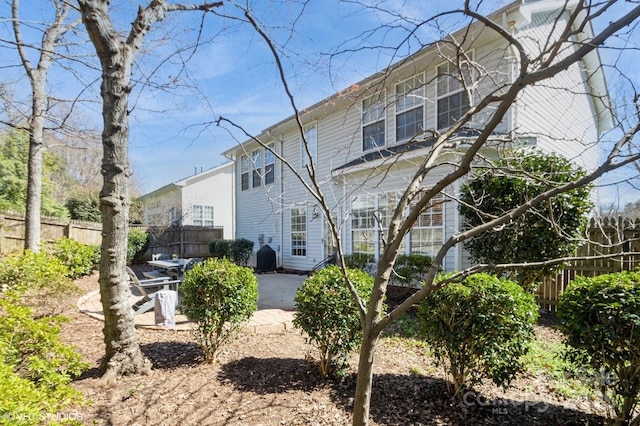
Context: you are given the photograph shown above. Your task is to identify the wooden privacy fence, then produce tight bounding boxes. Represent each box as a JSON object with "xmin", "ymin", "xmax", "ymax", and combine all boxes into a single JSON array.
[
  {"xmin": 0, "ymin": 212, "xmax": 223, "ymax": 259},
  {"xmin": 0, "ymin": 212, "xmax": 103, "ymax": 254},
  {"xmin": 144, "ymin": 225, "xmax": 223, "ymax": 259},
  {"xmin": 537, "ymin": 216, "xmax": 640, "ymax": 311}
]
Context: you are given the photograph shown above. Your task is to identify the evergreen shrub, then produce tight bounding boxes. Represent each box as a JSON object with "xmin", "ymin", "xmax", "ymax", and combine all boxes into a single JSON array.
[
  {"xmin": 558, "ymin": 271, "xmax": 640, "ymax": 425},
  {"xmin": 418, "ymin": 273, "xmax": 538, "ymax": 397},
  {"xmin": 180, "ymin": 258, "xmax": 258, "ymax": 363},
  {"xmin": 294, "ymin": 265, "xmax": 377, "ymax": 377}
]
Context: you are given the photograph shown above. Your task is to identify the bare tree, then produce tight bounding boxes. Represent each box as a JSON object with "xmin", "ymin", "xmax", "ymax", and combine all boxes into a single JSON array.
[
  {"xmin": 218, "ymin": 2, "xmax": 640, "ymax": 424},
  {"xmin": 76, "ymin": 0, "xmax": 222, "ymax": 380},
  {"xmin": 9, "ymin": 0, "xmax": 81, "ymax": 250}
]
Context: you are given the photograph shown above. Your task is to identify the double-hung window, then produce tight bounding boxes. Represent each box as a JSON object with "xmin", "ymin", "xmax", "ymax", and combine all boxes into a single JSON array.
[
  {"xmin": 395, "ymin": 75, "xmax": 425, "ymax": 142},
  {"xmin": 240, "ymin": 155, "xmax": 250, "ymax": 191},
  {"xmin": 202, "ymin": 206, "xmax": 214, "ymax": 226},
  {"xmin": 192, "ymin": 205, "xmax": 213, "ymax": 226},
  {"xmin": 264, "ymin": 144, "xmax": 275, "ymax": 185},
  {"xmin": 351, "ymin": 195, "xmax": 376, "ymax": 254},
  {"xmin": 301, "ymin": 124, "xmax": 317, "ymax": 168},
  {"xmin": 436, "ymin": 61, "xmax": 471, "ymax": 130},
  {"xmin": 291, "ymin": 207, "xmax": 307, "ymax": 257},
  {"xmin": 409, "ymin": 191, "xmax": 444, "ymax": 256},
  {"xmin": 362, "ymin": 93, "xmax": 385, "ymax": 151},
  {"xmin": 251, "ymin": 149, "xmax": 261, "ymax": 188}
]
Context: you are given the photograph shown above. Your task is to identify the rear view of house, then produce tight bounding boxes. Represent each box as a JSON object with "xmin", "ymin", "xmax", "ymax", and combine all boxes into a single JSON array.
[{"xmin": 224, "ymin": 0, "xmax": 611, "ymax": 272}]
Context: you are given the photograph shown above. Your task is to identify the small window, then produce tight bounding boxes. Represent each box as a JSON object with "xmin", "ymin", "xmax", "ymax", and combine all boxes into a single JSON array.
[
  {"xmin": 395, "ymin": 75, "xmax": 424, "ymax": 142},
  {"xmin": 301, "ymin": 124, "xmax": 317, "ymax": 168},
  {"xmin": 264, "ymin": 144, "xmax": 275, "ymax": 185},
  {"xmin": 240, "ymin": 155, "xmax": 250, "ymax": 191},
  {"xmin": 251, "ymin": 149, "xmax": 261, "ymax": 188},
  {"xmin": 362, "ymin": 94, "xmax": 385, "ymax": 151},
  {"xmin": 291, "ymin": 207, "xmax": 307, "ymax": 256}
]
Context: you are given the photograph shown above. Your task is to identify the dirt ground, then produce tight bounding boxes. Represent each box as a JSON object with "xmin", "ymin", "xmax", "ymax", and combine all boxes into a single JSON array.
[{"xmin": 61, "ymin": 272, "xmax": 611, "ymax": 425}]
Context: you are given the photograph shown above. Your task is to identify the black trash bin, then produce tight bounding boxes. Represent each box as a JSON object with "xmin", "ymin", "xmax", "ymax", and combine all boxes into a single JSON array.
[{"xmin": 256, "ymin": 244, "xmax": 276, "ymax": 273}]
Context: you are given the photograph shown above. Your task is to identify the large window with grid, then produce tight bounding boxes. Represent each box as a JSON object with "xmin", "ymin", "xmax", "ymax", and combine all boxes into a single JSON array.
[
  {"xmin": 240, "ymin": 155, "xmax": 250, "ymax": 191},
  {"xmin": 362, "ymin": 93, "xmax": 386, "ymax": 151},
  {"xmin": 351, "ymin": 195, "xmax": 376, "ymax": 254},
  {"xmin": 192, "ymin": 205, "xmax": 214, "ymax": 227},
  {"xmin": 301, "ymin": 124, "xmax": 317, "ymax": 168},
  {"xmin": 436, "ymin": 61, "xmax": 471, "ymax": 130},
  {"xmin": 395, "ymin": 75, "xmax": 424, "ymax": 142},
  {"xmin": 264, "ymin": 144, "xmax": 275, "ymax": 185},
  {"xmin": 291, "ymin": 207, "xmax": 307, "ymax": 257},
  {"xmin": 409, "ymin": 191, "xmax": 444, "ymax": 256}
]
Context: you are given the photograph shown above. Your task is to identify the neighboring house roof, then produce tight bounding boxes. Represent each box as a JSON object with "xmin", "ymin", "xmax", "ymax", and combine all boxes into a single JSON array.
[{"xmin": 136, "ymin": 161, "xmax": 233, "ymax": 201}]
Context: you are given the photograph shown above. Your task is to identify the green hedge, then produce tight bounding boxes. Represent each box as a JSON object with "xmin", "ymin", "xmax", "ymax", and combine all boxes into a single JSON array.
[
  {"xmin": 294, "ymin": 265, "xmax": 377, "ymax": 378},
  {"xmin": 558, "ymin": 271, "xmax": 640, "ymax": 425},
  {"xmin": 418, "ymin": 273, "xmax": 538, "ymax": 397},
  {"xmin": 180, "ymin": 258, "xmax": 258, "ymax": 363}
]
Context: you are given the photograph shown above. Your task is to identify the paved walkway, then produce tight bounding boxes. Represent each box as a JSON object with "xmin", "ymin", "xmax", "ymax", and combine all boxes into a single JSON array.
[{"xmin": 77, "ymin": 272, "xmax": 306, "ymax": 334}]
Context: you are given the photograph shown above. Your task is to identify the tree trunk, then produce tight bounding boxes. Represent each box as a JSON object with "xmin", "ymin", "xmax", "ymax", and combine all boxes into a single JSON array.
[
  {"xmin": 24, "ymin": 87, "xmax": 44, "ymax": 251},
  {"xmin": 352, "ymin": 271, "xmax": 388, "ymax": 426},
  {"xmin": 97, "ymin": 51, "xmax": 151, "ymax": 380},
  {"xmin": 352, "ymin": 323, "xmax": 381, "ymax": 426},
  {"xmin": 78, "ymin": 0, "xmax": 150, "ymax": 380}
]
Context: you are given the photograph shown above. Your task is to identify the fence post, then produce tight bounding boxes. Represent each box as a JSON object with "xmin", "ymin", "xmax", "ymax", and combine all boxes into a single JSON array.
[
  {"xmin": 0, "ymin": 214, "xmax": 4, "ymax": 255},
  {"xmin": 65, "ymin": 221, "xmax": 72, "ymax": 239}
]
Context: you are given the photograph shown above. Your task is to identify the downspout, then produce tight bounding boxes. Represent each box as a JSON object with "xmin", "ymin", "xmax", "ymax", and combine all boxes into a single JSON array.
[
  {"xmin": 279, "ymin": 136, "xmax": 284, "ymax": 269},
  {"xmin": 223, "ymin": 152, "xmax": 236, "ymax": 240},
  {"xmin": 502, "ymin": 12, "xmax": 519, "ymax": 142}
]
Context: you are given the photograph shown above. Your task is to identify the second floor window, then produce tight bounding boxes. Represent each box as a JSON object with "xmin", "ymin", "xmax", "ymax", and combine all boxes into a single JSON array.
[
  {"xmin": 437, "ymin": 61, "xmax": 471, "ymax": 130},
  {"xmin": 252, "ymin": 149, "xmax": 261, "ymax": 188},
  {"xmin": 396, "ymin": 75, "xmax": 424, "ymax": 142},
  {"xmin": 301, "ymin": 124, "xmax": 317, "ymax": 168},
  {"xmin": 362, "ymin": 93, "xmax": 386, "ymax": 151},
  {"xmin": 240, "ymin": 155, "xmax": 250, "ymax": 191},
  {"xmin": 264, "ymin": 144, "xmax": 275, "ymax": 185}
]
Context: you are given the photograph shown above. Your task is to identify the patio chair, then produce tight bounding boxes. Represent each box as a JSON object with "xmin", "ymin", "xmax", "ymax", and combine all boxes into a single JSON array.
[{"xmin": 126, "ymin": 267, "xmax": 181, "ymax": 316}]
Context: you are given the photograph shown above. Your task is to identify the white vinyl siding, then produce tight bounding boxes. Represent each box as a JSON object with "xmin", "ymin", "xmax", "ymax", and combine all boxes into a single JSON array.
[{"xmin": 516, "ymin": 11, "xmax": 600, "ymax": 172}]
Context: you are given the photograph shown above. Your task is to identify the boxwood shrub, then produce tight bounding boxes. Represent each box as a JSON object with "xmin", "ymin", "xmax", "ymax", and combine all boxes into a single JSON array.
[
  {"xmin": 418, "ymin": 273, "xmax": 538, "ymax": 397},
  {"xmin": 180, "ymin": 258, "xmax": 258, "ymax": 363},
  {"xmin": 558, "ymin": 271, "xmax": 640, "ymax": 426},
  {"xmin": 293, "ymin": 265, "xmax": 377, "ymax": 378}
]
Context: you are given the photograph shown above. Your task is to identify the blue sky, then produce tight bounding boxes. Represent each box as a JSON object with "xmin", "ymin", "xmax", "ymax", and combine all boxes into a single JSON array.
[{"xmin": 1, "ymin": 1, "xmax": 638, "ymax": 208}]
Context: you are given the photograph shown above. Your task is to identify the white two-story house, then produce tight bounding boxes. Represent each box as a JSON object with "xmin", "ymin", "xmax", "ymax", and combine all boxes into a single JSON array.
[
  {"xmin": 137, "ymin": 162, "xmax": 234, "ymax": 239},
  {"xmin": 224, "ymin": 0, "xmax": 611, "ymax": 272}
]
